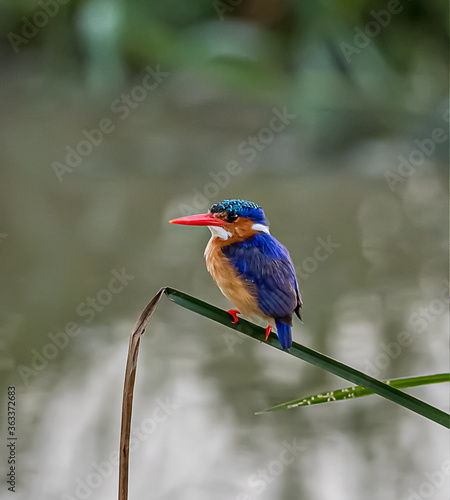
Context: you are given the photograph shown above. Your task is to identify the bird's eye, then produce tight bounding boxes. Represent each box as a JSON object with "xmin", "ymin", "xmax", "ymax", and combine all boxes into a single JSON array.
[{"xmin": 227, "ymin": 213, "xmax": 239, "ymax": 223}]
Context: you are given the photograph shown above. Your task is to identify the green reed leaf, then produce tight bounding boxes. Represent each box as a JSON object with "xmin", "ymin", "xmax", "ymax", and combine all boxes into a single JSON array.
[
  {"xmin": 164, "ymin": 288, "xmax": 450, "ymax": 429},
  {"xmin": 257, "ymin": 373, "xmax": 450, "ymax": 413}
]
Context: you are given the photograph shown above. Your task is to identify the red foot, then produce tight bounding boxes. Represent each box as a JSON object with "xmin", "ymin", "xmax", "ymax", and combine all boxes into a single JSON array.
[
  {"xmin": 227, "ymin": 309, "xmax": 241, "ymax": 324},
  {"xmin": 265, "ymin": 325, "xmax": 272, "ymax": 341}
]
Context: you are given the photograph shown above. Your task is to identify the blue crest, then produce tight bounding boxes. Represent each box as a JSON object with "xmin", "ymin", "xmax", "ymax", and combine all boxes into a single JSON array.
[{"xmin": 210, "ymin": 199, "xmax": 267, "ymax": 224}]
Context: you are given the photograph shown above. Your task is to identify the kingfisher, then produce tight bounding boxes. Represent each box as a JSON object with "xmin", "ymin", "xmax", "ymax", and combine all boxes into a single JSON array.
[{"xmin": 169, "ymin": 199, "xmax": 302, "ymax": 349}]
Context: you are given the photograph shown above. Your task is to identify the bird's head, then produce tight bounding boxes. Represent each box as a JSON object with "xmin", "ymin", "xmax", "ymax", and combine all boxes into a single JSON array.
[{"xmin": 169, "ymin": 199, "xmax": 269, "ymax": 241}]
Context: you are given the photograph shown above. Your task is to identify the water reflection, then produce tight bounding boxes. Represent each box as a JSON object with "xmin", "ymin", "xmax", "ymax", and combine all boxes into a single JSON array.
[
  {"xmin": 1, "ymin": 51, "xmax": 448, "ymax": 500},
  {"xmin": 8, "ymin": 164, "xmax": 447, "ymax": 500}
]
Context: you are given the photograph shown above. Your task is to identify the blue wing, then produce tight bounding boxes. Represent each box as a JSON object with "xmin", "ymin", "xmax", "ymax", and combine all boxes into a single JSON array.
[{"xmin": 222, "ymin": 232, "xmax": 302, "ymax": 322}]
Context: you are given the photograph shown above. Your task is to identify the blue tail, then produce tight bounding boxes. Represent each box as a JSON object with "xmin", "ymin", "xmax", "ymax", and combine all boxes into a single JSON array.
[{"xmin": 275, "ymin": 320, "xmax": 292, "ymax": 350}]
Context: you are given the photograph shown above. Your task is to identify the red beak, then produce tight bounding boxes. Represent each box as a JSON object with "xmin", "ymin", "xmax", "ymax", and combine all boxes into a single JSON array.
[{"xmin": 169, "ymin": 213, "xmax": 224, "ymax": 226}]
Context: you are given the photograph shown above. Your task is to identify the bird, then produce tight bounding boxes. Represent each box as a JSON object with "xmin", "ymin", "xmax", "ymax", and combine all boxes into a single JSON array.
[{"xmin": 169, "ymin": 199, "xmax": 302, "ymax": 349}]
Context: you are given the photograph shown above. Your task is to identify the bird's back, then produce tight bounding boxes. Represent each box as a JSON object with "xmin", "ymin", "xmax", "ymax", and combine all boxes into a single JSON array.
[
  {"xmin": 222, "ymin": 232, "xmax": 301, "ymax": 321},
  {"xmin": 205, "ymin": 232, "xmax": 301, "ymax": 325}
]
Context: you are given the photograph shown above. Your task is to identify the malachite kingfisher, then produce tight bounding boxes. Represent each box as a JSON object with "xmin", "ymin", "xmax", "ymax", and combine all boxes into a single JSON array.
[{"xmin": 169, "ymin": 199, "xmax": 302, "ymax": 349}]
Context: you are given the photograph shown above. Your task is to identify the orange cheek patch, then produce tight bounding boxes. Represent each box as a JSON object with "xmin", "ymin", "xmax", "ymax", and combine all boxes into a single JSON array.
[{"xmin": 221, "ymin": 218, "xmax": 258, "ymax": 245}]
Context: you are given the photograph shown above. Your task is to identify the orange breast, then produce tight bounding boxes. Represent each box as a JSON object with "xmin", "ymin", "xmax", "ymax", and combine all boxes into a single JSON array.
[{"xmin": 204, "ymin": 237, "xmax": 271, "ymax": 321}]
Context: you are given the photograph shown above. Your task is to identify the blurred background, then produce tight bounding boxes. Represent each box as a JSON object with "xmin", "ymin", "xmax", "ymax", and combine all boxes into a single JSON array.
[{"xmin": 0, "ymin": 1, "xmax": 449, "ymax": 499}]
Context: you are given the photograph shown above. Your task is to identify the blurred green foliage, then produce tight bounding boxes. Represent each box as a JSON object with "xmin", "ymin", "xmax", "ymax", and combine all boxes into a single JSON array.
[
  {"xmin": 2, "ymin": 0, "xmax": 448, "ymax": 85},
  {"xmin": 1, "ymin": 0, "xmax": 448, "ymax": 157}
]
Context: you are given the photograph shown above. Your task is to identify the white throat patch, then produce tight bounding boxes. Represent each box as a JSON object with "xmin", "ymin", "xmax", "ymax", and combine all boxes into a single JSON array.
[
  {"xmin": 208, "ymin": 226, "xmax": 232, "ymax": 240},
  {"xmin": 252, "ymin": 224, "xmax": 270, "ymax": 234},
  {"xmin": 208, "ymin": 224, "xmax": 270, "ymax": 240}
]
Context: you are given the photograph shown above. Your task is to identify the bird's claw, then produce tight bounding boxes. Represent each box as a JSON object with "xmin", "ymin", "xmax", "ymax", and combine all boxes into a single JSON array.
[
  {"xmin": 227, "ymin": 309, "xmax": 241, "ymax": 324},
  {"xmin": 265, "ymin": 325, "xmax": 272, "ymax": 341}
]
